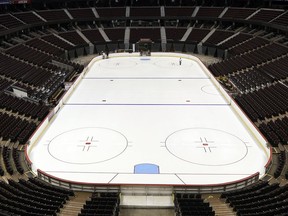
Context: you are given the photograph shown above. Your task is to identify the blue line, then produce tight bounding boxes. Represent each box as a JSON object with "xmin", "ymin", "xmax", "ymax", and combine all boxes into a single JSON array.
[
  {"xmin": 65, "ymin": 103, "xmax": 230, "ymax": 106},
  {"xmin": 83, "ymin": 77, "xmax": 210, "ymax": 80}
]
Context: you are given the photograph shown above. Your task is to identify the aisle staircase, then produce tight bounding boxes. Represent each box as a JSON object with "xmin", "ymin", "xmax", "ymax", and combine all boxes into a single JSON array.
[
  {"xmin": 203, "ymin": 194, "xmax": 236, "ymax": 216},
  {"xmin": 58, "ymin": 191, "xmax": 92, "ymax": 216}
]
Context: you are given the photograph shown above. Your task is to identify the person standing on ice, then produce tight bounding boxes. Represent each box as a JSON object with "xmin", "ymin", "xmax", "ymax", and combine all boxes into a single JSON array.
[{"xmin": 179, "ymin": 58, "xmax": 182, "ymax": 65}]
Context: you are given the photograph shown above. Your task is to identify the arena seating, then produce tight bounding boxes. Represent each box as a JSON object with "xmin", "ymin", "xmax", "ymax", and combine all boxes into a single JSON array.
[
  {"xmin": 228, "ymin": 37, "xmax": 270, "ymax": 56},
  {"xmin": 165, "ymin": 7, "xmax": 195, "ymax": 17},
  {"xmin": 68, "ymin": 8, "xmax": 96, "ymax": 20},
  {"xmin": 203, "ymin": 30, "xmax": 235, "ymax": 46},
  {"xmin": 59, "ymin": 31, "xmax": 88, "ymax": 47},
  {"xmin": 196, "ymin": 7, "xmax": 224, "ymax": 18},
  {"xmin": 186, "ymin": 28, "xmax": 210, "ymax": 43},
  {"xmin": 259, "ymin": 118, "xmax": 288, "ymax": 147},
  {"xmin": 273, "ymin": 150, "xmax": 286, "ymax": 178},
  {"xmin": 12, "ymin": 148, "xmax": 24, "ymax": 174},
  {"xmin": 0, "ymin": 78, "xmax": 13, "ymax": 92},
  {"xmin": 2, "ymin": 93, "xmax": 49, "ymax": 119},
  {"xmin": 219, "ymin": 33, "xmax": 252, "ymax": 50},
  {"xmin": 209, "ymin": 42, "xmax": 288, "ymax": 77},
  {"xmin": 229, "ymin": 70, "xmax": 273, "ymax": 92},
  {"xmin": 104, "ymin": 28, "xmax": 126, "ymax": 42},
  {"xmin": 26, "ymin": 38, "xmax": 64, "ymax": 56},
  {"xmin": 0, "ymin": 14, "xmax": 25, "ymax": 29},
  {"xmin": 222, "ymin": 181, "xmax": 288, "ymax": 216},
  {"xmin": 37, "ymin": 9, "xmax": 70, "ymax": 22},
  {"xmin": 130, "ymin": 7, "xmax": 161, "ymax": 17},
  {"xmin": 2, "ymin": 146, "xmax": 14, "ymax": 175},
  {"xmin": 13, "ymin": 12, "xmax": 44, "ymax": 24},
  {"xmin": 174, "ymin": 193, "xmax": 215, "ymax": 216},
  {"xmin": 78, "ymin": 192, "xmax": 120, "ymax": 216},
  {"xmin": 96, "ymin": 7, "xmax": 126, "ymax": 18},
  {"xmin": 0, "ymin": 2, "xmax": 287, "ymax": 215},
  {"xmin": 166, "ymin": 27, "xmax": 187, "ymax": 41},
  {"xmin": 81, "ymin": 29, "xmax": 106, "ymax": 43},
  {"xmin": 234, "ymin": 83, "xmax": 288, "ymax": 122},
  {"xmin": 0, "ymin": 178, "xmax": 73, "ymax": 216},
  {"xmin": 0, "ymin": 113, "xmax": 37, "ymax": 145},
  {"xmin": 248, "ymin": 8, "xmax": 284, "ymax": 22},
  {"xmin": 42, "ymin": 34, "xmax": 74, "ymax": 50},
  {"xmin": 6, "ymin": 44, "xmax": 53, "ymax": 66},
  {"xmin": 0, "ymin": 149, "xmax": 4, "ymax": 176},
  {"xmin": 271, "ymin": 12, "xmax": 288, "ymax": 26},
  {"xmin": 130, "ymin": 28, "xmax": 161, "ymax": 43},
  {"xmin": 221, "ymin": 8, "xmax": 256, "ymax": 19}
]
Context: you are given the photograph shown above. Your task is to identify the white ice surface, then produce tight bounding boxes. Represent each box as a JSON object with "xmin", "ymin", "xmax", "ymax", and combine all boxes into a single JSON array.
[
  {"xmin": 29, "ymin": 55, "xmax": 269, "ymax": 186},
  {"xmin": 67, "ymin": 79, "xmax": 227, "ymax": 105}
]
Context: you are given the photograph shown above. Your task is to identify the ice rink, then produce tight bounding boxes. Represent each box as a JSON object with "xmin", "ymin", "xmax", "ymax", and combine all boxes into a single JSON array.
[{"xmin": 28, "ymin": 53, "xmax": 269, "ymax": 186}]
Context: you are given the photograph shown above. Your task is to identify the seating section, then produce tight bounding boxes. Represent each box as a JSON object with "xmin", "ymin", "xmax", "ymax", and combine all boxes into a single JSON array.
[
  {"xmin": 68, "ymin": 8, "xmax": 96, "ymax": 19},
  {"xmin": 26, "ymin": 38, "xmax": 64, "ymax": 56},
  {"xmin": 273, "ymin": 150, "xmax": 287, "ymax": 178},
  {"xmin": 229, "ymin": 69, "xmax": 273, "ymax": 93},
  {"xmin": 0, "ymin": 93, "xmax": 50, "ymax": 120},
  {"xmin": 0, "ymin": 25, "xmax": 8, "ymax": 32},
  {"xmin": 174, "ymin": 193, "xmax": 215, "ymax": 216},
  {"xmin": 27, "ymin": 177, "xmax": 74, "ymax": 196},
  {"xmin": 81, "ymin": 29, "xmax": 106, "ymax": 44},
  {"xmin": 2, "ymin": 146, "xmax": 14, "ymax": 175},
  {"xmin": 222, "ymin": 181, "xmax": 288, "ymax": 216},
  {"xmin": 219, "ymin": 33, "xmax": 252, "ymax": 50},
  {"xmin": 0, "ymin": 14, "xmax": 25, "ymax": 29},
  {"xmin": 234, "ymin": 83, "xmax": 288, "ymax": 123},
  {"xmin": 0, "ymin": 146, "xmax": 25, "ymax": 175},
  {"xmin": 130, "ymin": 28, "xmax": 161, "ymax": 43},
  {"xmin": 42, "ymin": 34, "xmax": 74, "ymax": 50},
  {"xmin": 165, "ymin": 7, "xmax": 195, "ymax": 17},
  {"xmin": 0, "ymin": 51, "xmax": 59, "ymax": 91},
  {"xmin": 0, "ymin": 113, "xmax": 37, "ymax": 145},
  {"xmin": 13, "ymin": 12, "xmax": 44, "ymax": 24},
  {"xmin": 0, "ymin": 147, "xmax": 4, "ymax": 176},
  {"xmin": 222, "ymin": 8, "xmax": 256, "ymax": 19},
  {"xmin": 271, "ymin": 11, "xmax": 288, "ymax": 26},
  {"xmin": 196, "ymin": 7, "xmax": 224, "ymax": 18},
  {"xmin": 37, "ymin": 9, "xmax": 70, "ymax": 22},
  {"xmin": 96, "ymin": 8, "xmax": 126, "ymax": 18},
  {"xmin": 228, "ymin": 37, "xmax": 269, "ymax": 56},
  {"xmin": 79, "ymin": 192, "xmax": 120, "ymax": 216},
  {"xmin": 249, "ymin": 9, "xmax": 284, "ymax": 22},
  {"xmin": 258, "ymin": 55, "xmax": 288, "ymax": 81},
  {"xmin": 130, "ymin": 7, "xmax": 161, "ymax": 17},
  {"xmin": 204, "ymin": 30, "xmax": 235, "ymax": 46},
  {"xmin": 0, "ymin": 7, "xmax": 286, "ymax": 35},
  {"xmin": 104, "ymin": 28, "xmax": 125, "ymax": 42},
  {"xmin": 227, "ymin": 55, "xmax": 288, "ymax": 93},
  {"xmin": 0, "ymin": 178, "xmax": 73, "ymax": 216},
  {"xmin": 258, "ymin": 117, "xmax": 288, "ymax": 147},
  {"xmin": 166, "ymin": 28, "xmax": 187, "ymax": 41},
  {"xmin": 0, "ymin": 78, "xmax": 13, "ymax": 92},
  {"xmin": 186, "ymin": 28, "xmax": 210, "ymax": 43},
  {"xmin": 6, "ymin": 44, "xmax": 53, "ymax": 66},
  {"xmin": 2, "ymin": 44, "xmax": 80, "ymax": 100},
  {"xmin": 209, "ymin": 42, "xmax": 288, "ymax": 76},
  {"xmin": 12, "ymin": 148, "xmax": 25, "ymax": 174},
  {"xmin": 59, "ymin": 31, "xmax": 88, "ymax": 47}
]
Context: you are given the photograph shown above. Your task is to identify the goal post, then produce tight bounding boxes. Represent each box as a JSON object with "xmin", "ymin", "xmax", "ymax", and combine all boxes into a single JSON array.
[{"xmin": 138, "ymin": 38, "xmax": 153, "ymax": 56}]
